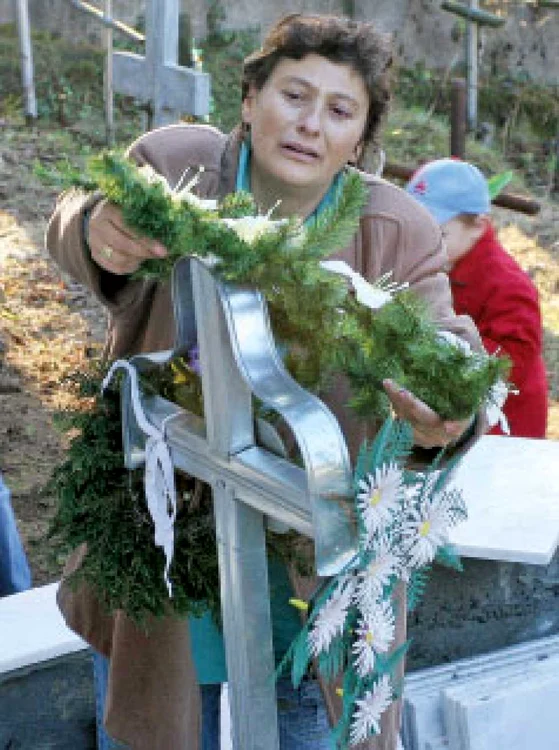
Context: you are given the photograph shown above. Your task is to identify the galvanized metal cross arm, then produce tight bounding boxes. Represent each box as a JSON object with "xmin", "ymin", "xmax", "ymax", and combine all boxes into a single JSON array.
[
  {"xmin": 142, "ymin": 394, "xmax": 314, "ymax": 536},
  {"xmin": 69, "ymin": 0, "xmax": 145, "ymax": 42}
]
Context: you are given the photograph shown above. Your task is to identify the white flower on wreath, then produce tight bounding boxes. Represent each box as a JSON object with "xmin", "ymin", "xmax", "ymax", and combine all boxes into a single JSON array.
[
  {"xmin": 402, "ymin": 490, "xmax": 463, "ymax": 569},
  {"xmin": 352, "ymin": 599, "xmax": 395, "ymax": 677},
  {"xmin": 437, "ymin": 329, "xmax": 473, "ymax": 355},
  {"xmin": 485, "ymin": 378, "xmax": 511, "ymax": 435},
  {"xmin": 320, "ymin": 262, "xmax": 409, "ymax": 311},
  {"xmin": 309, "ymin": 577, "xmax": 355, "ymax": 657},
  {"xmin": 222, "ymin": 214, "xmax": 290, "ymax": 245},
  {"xmin": 356, "ymin": 464, "xmax": 403, "ymax": 545},
  {"xmin": 138, "ymin": 164, "xmax": 218, "ymax": 211},
  {"xmin": 353, "ymin": 537, "xmax": 401, "ymax": 613},
  {"xmin": 349, "ymin": 674, "xmax": 393, "ymax": 746}
]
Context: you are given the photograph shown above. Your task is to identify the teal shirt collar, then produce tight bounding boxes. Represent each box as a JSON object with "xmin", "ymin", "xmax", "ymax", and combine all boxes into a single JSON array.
[{"xmin": 235, "ymin": 140, "xmax": 344, "ymax": 224}]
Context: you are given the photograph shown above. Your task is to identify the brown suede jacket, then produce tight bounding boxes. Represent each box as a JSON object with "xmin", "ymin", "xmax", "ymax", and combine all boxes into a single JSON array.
[{"xmin": 46, "ymin": 123, "xmax": 483, "ymax": 750}]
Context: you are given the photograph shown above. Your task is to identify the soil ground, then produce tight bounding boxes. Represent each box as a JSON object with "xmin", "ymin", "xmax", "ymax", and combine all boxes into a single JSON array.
[{"xmin": 1, "ymin": 122, "xmax": 558, "ymax": 586}]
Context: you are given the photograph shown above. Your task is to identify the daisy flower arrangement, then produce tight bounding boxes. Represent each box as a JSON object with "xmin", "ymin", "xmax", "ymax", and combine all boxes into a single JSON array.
[{"xmin": 278, "ymin": 418, "xmax": 467, "ymax": 748}]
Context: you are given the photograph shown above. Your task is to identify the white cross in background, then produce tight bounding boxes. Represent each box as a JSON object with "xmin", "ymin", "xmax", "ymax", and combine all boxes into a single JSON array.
[{"xmin": 112, "ymin": 0, "xmax": 210, "ymax": 127}]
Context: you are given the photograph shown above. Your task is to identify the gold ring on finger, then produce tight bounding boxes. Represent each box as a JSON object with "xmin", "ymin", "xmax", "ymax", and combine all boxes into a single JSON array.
[{"xmin": 101, "ymin": 245, "xmax": 114, "ymax": 260}]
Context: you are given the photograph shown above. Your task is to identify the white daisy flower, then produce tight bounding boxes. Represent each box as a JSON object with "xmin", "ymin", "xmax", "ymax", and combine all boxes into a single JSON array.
[
  {"xmin": 353, "ymin": 539, "xmax": 400, "ymax": 613},
  {"xmin": 308, "ymin": 577, "xmax": 355, "ymax": 657},
  {"xmin": 356, "ymin": 464, "xmax": 403, "ymax": 543},
  {"xmin": 402, "ymin": 490, "xmax": 465, "ymax": 569},
  {"xmin": 350, "ymin": 674, "xmax": 393, "ymax": 745},
  {"xmin": 352, "ymin": 599, "xmax": 395, "ymax": 677}
]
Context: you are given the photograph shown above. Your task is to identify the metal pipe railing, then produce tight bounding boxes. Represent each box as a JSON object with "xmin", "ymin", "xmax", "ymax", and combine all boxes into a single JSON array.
[{"xmin": 69, "ymin": 0, "xmax": 144, "ymax": 43}]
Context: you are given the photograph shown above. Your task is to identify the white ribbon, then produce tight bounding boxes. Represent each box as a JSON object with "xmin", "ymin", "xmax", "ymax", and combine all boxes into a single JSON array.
[
  {"xmin": 102, "ymin": 361, "xmax": 178, "ymax": 597},
  {"xmin": 485, "ymin": 379, "xmax": 511, "ymax": 435}
]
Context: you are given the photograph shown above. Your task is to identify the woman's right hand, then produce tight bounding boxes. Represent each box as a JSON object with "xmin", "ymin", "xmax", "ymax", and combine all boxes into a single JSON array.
[{"xmin": 88, "ymin": 200, "xmax": 168, "ymax": 275}]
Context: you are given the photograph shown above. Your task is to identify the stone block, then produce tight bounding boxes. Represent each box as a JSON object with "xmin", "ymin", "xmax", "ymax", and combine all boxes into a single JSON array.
[
  {"xmin": 402, "ymin": 634, "xmax": 559, "ymax": 750},
  {"xmin": 443, "ymin": 670, "xmax": 559, "ymax": 750},
  {"xmin": 0, "ymin": 651, "xmax": 96, "ymax": 749},
  {"xmin": 0, "ymin": 584, "xmax": 95, "ymax": 748}
]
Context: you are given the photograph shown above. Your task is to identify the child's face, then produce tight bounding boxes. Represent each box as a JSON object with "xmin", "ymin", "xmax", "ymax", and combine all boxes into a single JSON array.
[{"xmin": 440, "ymin": 216, "xmax": 487, "ymax": 265}]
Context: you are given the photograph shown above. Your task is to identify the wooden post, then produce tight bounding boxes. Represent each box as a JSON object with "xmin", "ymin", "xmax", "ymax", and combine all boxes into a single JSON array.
[
  {"xmin": 442, "ymin": 2, "xmax": 504, "ymax": 135},
  {"xmin": 450, "ymin": 78, "xmax": 466, "ymax": 158},
  {"xmin": 13, "ymin": 0, "xmax": 37, "ymax": 122},
  {"xmin": 466, "ymin": 0, "xmax": 479, "ymax": 131}
]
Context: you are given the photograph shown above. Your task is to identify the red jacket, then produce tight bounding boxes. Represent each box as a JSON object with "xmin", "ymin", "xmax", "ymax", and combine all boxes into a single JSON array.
[{"xmin": 449, "ymin": 224, "xmax": 548, "ymax": 438}]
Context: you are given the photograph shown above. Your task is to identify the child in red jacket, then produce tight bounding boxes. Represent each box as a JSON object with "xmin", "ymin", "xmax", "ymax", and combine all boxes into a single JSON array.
[{"xmin": 406, "ymin": 158, "xmax": 548, "ymax": 438}]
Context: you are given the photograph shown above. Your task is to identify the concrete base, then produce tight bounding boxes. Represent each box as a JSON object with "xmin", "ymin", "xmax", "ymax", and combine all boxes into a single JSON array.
[
  {"xmin": 0, "ymin": 650, "xmax": 96, "ymax": 749},
  {"xmin": 407, "ymin": 549, "xmax": 559, "ymax": 671}
]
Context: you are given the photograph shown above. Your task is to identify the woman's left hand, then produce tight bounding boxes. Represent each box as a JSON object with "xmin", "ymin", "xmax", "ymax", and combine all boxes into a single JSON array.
[{"xmin": 383, "ymin": 379, "xmax": 473, "ymax": 449}]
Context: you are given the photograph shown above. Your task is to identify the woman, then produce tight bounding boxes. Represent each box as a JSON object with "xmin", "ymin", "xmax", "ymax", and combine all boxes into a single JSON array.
[{"xmin": 47, "ymin": 14, "xmax": 483, "ymax": 750}]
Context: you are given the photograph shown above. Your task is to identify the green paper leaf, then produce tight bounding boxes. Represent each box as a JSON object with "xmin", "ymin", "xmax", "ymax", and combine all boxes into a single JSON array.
[
  {"xmin": 435, "ymin": 544, "xmax": 464, "ymax": 572},
  {"xmin": 488, "ymin": 170, "xmax": 513, "ymax": 199}
]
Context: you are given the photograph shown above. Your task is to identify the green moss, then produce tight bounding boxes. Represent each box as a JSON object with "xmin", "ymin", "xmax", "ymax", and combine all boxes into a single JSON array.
[{"xmin": 381, "ymin": 105, "xmax": 525, "ymax": 191}]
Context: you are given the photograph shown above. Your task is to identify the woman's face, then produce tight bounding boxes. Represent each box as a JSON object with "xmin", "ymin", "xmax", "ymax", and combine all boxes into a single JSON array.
[{"xmin": 242, "ymin": 54, "xmax": 369, "ymax": 203}]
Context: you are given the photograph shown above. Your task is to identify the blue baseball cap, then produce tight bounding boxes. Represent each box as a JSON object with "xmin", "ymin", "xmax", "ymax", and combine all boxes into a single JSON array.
[{"xmin": 405, "ymin": 158, "xmax": 491, "ymax": 224}]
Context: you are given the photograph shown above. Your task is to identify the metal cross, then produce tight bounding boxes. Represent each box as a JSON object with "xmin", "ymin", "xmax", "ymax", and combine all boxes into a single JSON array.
[
  {"xmin": 441, "ymin": 0, "xmax": 504, "ymax": 131},
  {"xmin": 119, "ymin": 257, "xmax": 358, "ymax": 749}
]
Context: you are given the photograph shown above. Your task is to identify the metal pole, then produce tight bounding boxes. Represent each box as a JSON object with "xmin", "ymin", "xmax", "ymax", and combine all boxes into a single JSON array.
[
  {"xmin": 450, "ymin": 78, "xmax": 466, "ymax": 158},
  {"xmin": 466, "ymin": 0, "xmax": 479, "ymax": 131},
  {"xmin": 190, "ymin": 262, "xmax": 281, "ymax": 750},
  {"xmin": 69, "ymin": 0, "xmax": 145, "ymax": 43},
  {"xmin": 104, "ymin": 0, "xmax": 115, "ymax": 145},
  {"xmin": 13, "ymin": 0, "xmax": 37, "ymax": 122}
]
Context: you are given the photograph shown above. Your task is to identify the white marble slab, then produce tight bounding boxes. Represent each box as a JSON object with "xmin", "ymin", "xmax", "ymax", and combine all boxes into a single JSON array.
[
  {"xmin": 444, "ymin": 670, "xmax": 559, "ymax": 750},
  {"xmin": 442, "ymin": 652, "xmax": 559, "ymax": 748},
  {"xmin": 448, "ymin": 436, "xmax": 559, "ymax": 564},
  {"xmin": 402, "ymin": 634, "xmax": 559, "ymax": 750},
  {"xmin": 0, "ymin": 582, "xmax": 87, "ymax": 674}
]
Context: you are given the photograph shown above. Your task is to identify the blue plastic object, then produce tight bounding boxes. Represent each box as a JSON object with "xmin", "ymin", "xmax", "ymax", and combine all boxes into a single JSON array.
[{"xmin": 0, "ymin": 473, "xmax": 32, "ymax": 596}]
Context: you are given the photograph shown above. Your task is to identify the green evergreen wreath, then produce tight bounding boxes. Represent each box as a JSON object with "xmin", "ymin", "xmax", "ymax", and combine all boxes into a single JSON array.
[
  {"xmin": 81, "ymin": 151, "xmax": 510, "ymax": 418},
  {"xmin": 48, "ymin": 365, "xmax": 305, "ymax": 625},
  {"xmin": 48, "ymin": 368, "xmax": 221, "ymax": 624},
  {"xmin": 49, "ymin": 151, "xmax": 509, "ymax": 627}
]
